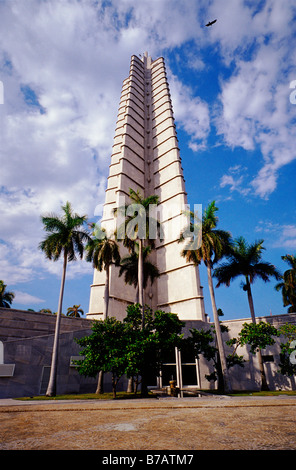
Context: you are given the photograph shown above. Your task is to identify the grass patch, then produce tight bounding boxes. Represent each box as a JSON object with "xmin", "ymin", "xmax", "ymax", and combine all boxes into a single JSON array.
[
  {"xmin": 15, "ymin": 391, "xmax": 157, "ymax": 401},
  {"xmin": 228, "ymin": 390, "xmax": 296, "ymax": 397},
  {"xmin": 14, "ymin": 390, "xmax": 296, "ymax": 401}
]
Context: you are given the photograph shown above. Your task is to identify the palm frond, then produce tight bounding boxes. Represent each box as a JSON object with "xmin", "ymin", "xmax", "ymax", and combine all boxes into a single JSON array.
[
  {"xmin": 0, "ymin": 280, "xmax": 15, "ymax": 308},
  {"xmin": 119, "ymin": 244, "xmax": 160, "ymax": 288},
  {"xmin": 39, "ymin": 202, "xmax": 91, "ymax": 263},
  {"xmin": 275, "ymin": 254, "xmax": 296, "ymax": 309},
  {"xmin": 250, "ymin": 262, "xmax": 282, "ymax": 283},
  {"xmin": 179, "ymin": 201, "xmax": 232, "ymax": 268},
  {"xmin": 114, "ymin": 188, "xmax": 162, "ymax": 246},
  {"xmin": 85, "ymin": 230, "xmax": 121, "ymax": 271},
  {"xmin": 213, "ymin": 261, "xmax": 242, "ymax": 287},
  {"xmin": 281, "ymin": 254, "xmax": 296, "ymax": 270},
  {"xmin": 214, "ymin": 236, "xmax": 281, "ymax": 291}
]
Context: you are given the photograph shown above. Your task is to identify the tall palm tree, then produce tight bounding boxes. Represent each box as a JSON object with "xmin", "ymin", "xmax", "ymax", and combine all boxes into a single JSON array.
[
  {"xmin": 179, "ymin": 201, "xmax": 233, "ymax": 393},
  {"xmin": 66, "ymin": 304, "xmax": 84, "ymax": 318},
  {"xmin": 213, "ymin": 236, "xmax": 282, "ymax": 390},
  {"xmin": 119, "ymin": 243, "xmax": 160, "ymax": 393},
  {"xmin": 115, "ymin": 188, "xmax": 161, "ymax": 329},
  {"xmin": 0, "ymin": 281, "xmax": 15, "ymax": 308},
  {"xmin": 85, "ymin": 224, "xmax": 121, "ymax": 320},
  {"xmin": 275, "ymin": 254, "xmax": 296, "ymax": 313},
  {"xmin": 39, "ymin": 201, "xmax": 90, "ymax": 396},
  {"xmin": 85, "ymin": 224, "xmax": 121, "ymax": 394},
  {"xmin": 119, "ymin": 244, "xmax": 160, "ymax": 303}
]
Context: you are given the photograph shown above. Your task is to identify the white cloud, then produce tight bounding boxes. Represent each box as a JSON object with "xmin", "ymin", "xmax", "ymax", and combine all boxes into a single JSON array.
[
  {"xmin": 0, "ymin": 0, "xmax": 211, "ymax": 292},
  {"xmin": 14, "ymin": 291, "xmax": 45, "ymax": 306},
  {"xmin": 209, "ymin": 0, "xmax": 294, "ymax": 63},
  {"xmin": 119, "ymin": 0, "xmax": 203, "ymax": 49},
  {"xmin": 220, "ymin": 174, "xmax": 243, "ymax": 191},
  {"xmin": 0, "ymin": 0, "xmax": 127, "ymax": 287},
  {"xmin": 0, "ymin": 0, "xmax": 295, "ymax": 303},
  {"xmin": 255, "ymin": 221, "xmax": 296, "ymax": 249},
  {"xmin": 213, "ymin": 0, "xmax": 296, "ymax": 198},
  {"xmin": 219, "ymin": 165, "xmax": 250, "ymax": 196},
  {"xmin": 168, "ymin": 69, "xmax": 210, "ymax": 151},
  {"xmin": 217, "ymin": 68, "xmax": 296, "ymax": 198}
]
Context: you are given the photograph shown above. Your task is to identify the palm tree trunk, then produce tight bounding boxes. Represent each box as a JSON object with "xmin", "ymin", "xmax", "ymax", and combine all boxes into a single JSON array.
[
  {"xmin": 207, "ymin": 263, "xmax": 232, "ymax": 394},
  {"xmin": 138, "ymin": 238, "xmax": 147, "ymax": 392},
  {"xmin": 103, "ymin": 264, "xmax": 110, "ymax": 321},
  {"xmin": 127, "ymin": 376, "xmax": 134, "ymax": 393},
  {"xmin": 96, "ymin": 264, "xmax": 110, "ymax": 394},
  {"xmin": 46, "ymin": 251, "xmax": 67, "ymax": 397},
  {"xmin": 245, "ymin": 278, "xmax": 269, "ymax": 391},
  {"xmin": 135, "ymin": 286, "xmax": 139, "ymax": 303},
  {"xmin": 112, "ymin": 374, "xmax": 117, "ymax": 399},
  {"xmin": 138, "ymin": 238, "xmax": 144, "ymax": 329},
  {"xmin": 96, "ymin": 370, "xmax": 104, "ymax": 394},
  {"xmin": 245, "ymin": 277, "xmax": 256, "ymax": 324}
]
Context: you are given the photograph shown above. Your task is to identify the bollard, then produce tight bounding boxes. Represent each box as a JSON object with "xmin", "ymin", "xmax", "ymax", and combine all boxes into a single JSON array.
[{"xmin": 169, "ymin": 379, "xmax": 179, "ymax": 397}]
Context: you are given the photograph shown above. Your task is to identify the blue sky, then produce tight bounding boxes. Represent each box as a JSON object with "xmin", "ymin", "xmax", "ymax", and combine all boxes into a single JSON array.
[{"xmin": 0, "ymin": 0, "xmax": 295, "ymax": 320}]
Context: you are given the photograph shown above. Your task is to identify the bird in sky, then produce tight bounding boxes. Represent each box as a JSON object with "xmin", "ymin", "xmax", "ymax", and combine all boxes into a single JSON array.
[{"xmin": 205, "ymin": 19, "xmax": 217, "ymax": 27}]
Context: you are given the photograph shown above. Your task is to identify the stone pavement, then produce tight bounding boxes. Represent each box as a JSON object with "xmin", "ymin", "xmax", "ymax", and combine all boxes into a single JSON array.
[{"xmin": 0, "ymin": 395, "xmax": 296, "ymax": 450}]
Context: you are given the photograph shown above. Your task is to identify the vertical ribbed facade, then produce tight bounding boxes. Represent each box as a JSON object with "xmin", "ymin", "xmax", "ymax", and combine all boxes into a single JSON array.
[{"xmin": 88, "ymin": 53, "xmax": 205, "ymax": 321}]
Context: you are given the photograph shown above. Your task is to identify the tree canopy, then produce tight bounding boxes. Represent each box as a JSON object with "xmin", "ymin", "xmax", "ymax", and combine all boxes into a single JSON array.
[
  {"xmin": 0, "ymin": 281, "xmax": 15, "ymax": 308},
  {"xmin": 275, "ymin": 254, "xmax": 296, "ymax": 313},
  {"xmin": 39, "ymin": 201, "xmax": 91, "ymax": 396},
  {"xmin": 75, "ymin": 304, "xmax": 184, "ymax": 397}
]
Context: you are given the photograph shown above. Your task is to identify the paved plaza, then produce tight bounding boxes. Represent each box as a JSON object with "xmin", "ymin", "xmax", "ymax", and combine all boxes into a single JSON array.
[{"xmin": 0, "ymin": 395, "xmax": 296, "ymax": 450}]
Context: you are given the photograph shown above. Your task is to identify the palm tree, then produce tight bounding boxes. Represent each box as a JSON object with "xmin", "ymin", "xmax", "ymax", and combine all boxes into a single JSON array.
[
  {"xmin": 39, "ymin": 201, "xmax": 91, "ymax": 396},
  {"xmin": 179, "ymin": 201, "xmax": 233, "ymax": 393},
  {"xmin": 85, "ymin": 224, "xmax": 121, "ymax": 320},
  {"xmin": 120, "ymin": 243, "xmax": 160, "ymax": 393},
  {"xmin": 119, "ymin": 244, "xmax": 160, "ymax": 303},
  {"xmin": 213, "ymin": 236, "xmax": 282, "ymax": 390},
  {"xmin": 275, "ymin": 254, "xmax": 296, "ymax": 312},
  {"xmin": 0, "ymin": 281, "xmax": 15, "ymax": 308},
  {"xmin": 40, "ymin": 308, "xmax": 53, "ymax": 314},
  {"xmin": 85, "ymin": 224, "xmax": 121, "ymax": 394},
  {"xmin": 115, "ymin": 188, "xmax": 161, "ymax": 329},
  {"xmin": 67, "ymin": 304, "xmax": 84, "ymax": 318}
]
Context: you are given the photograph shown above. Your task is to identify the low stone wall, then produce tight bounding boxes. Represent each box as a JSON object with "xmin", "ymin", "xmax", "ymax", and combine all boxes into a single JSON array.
[
  {"xmin": 1, "ymin": 308, "xmax": 295, "ymax": 398},
  {"xmin": 0, "ymin": 308, "xmax": 98, "ymax": 398},
  {"xmin": 170, "ymin": 313, "xmax": 296, "ymax": 392},
  {"xmin": 221, "ymin": 313, "xmax": 296, "ymax": 391}
]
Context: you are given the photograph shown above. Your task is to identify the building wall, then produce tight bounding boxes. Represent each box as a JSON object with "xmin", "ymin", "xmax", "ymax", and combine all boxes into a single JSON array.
[
  {"xmin": 0, "ymin": 308, "xmax": 126, "ymax": 398},
  {"xmin": 221, "ymin": 313, "xmax": 296, "ymax": 391},
  {"xmin": 1, "ymin": 308, "xmax": 295, "ymax": 398},
  {"xmin": 165, "ymin": 314, "xmax": 296, "ymax": 392}
]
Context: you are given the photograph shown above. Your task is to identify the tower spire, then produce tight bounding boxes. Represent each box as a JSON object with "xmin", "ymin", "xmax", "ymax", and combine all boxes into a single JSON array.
[{"xmin": 88, "ymin": 54, "xmax": 205, "ymax": 321}]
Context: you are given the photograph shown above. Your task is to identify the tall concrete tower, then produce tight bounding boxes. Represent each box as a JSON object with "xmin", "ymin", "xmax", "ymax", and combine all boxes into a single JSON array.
[{"xmin": 88, "ymin": 53, "xmax": 205, "ymax": 322}]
